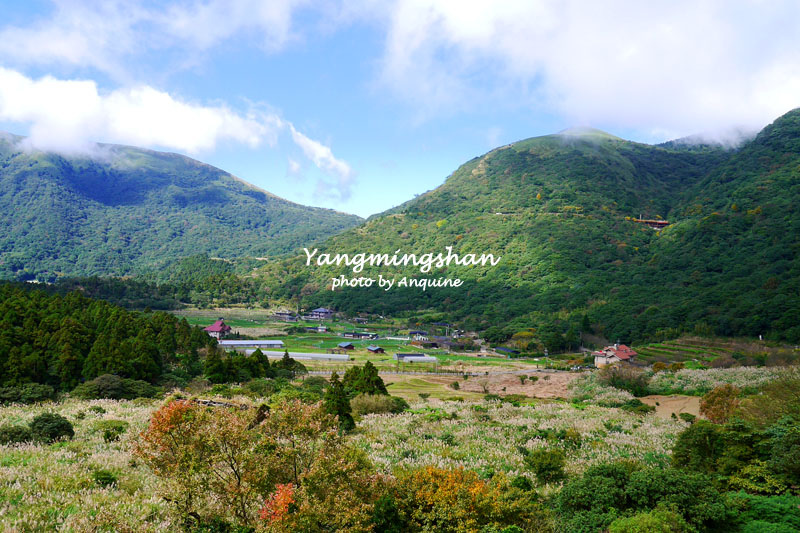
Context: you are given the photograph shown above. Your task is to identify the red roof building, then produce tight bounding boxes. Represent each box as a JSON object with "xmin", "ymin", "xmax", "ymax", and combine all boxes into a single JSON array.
[
  {"xmin": 203, "ymin": 319, "xmax": 232, "ymax": 340},
  {"xmin": 592, "ymin": 344, "xmax": 637, "ymax": 367}
]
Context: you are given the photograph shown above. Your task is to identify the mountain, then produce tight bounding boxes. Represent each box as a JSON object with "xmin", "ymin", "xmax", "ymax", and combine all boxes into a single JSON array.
[
  {"xmin": 0, "ymin": 133, "xmax": 362, "ymax": 280},
  {"xmin": 258, "ymin": 110, "xmax": 800, "ymax": 345}
]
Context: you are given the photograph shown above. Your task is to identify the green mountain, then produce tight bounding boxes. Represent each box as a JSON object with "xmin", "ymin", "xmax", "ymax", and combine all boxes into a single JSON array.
[
  {"xmin": 0, "ymin": 133, "xmax": 362, "ymax": 280},
  {"xmin": 259, "ymin": 110, "xmax": 800, "ymax": 345}
]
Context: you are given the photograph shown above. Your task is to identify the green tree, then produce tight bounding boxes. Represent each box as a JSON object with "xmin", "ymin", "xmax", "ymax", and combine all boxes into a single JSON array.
[{"xmin": 323, "ymin": 372, "xmax": 354, "ymax": 432}]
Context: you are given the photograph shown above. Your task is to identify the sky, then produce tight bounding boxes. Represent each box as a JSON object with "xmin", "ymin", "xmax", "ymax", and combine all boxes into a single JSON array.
[{"xmin": 1, "ymin": 1, "xmax": 799, "ymax": 218}]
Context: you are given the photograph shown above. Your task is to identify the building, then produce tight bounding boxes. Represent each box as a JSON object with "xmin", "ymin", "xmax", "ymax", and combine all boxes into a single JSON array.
[
  {"xmin": 411, "ymin": 339, "xmax": 438, "ymax": 348},
  {"xmin": 496, "ymin": 347, "xmax": 520, "ymax": 356},
  {"xmin": 394, "ymin": 353, "xmax": 438, "ymax": 363},
  {"xmin": 273, "ymin": 311, "xmax": 297, "ymax": 322},
  {"xmin": 341, "ymin": 331, "xmax": 378, "ymax": 339},
  {"xmin": 218, "ymin": 339, "xmax": 285, "ymax": 349},
  {"xmin": 245, "ymin": 349, "xmax": 349, "ymax": 362},
  {"xmin": 409, "ymin": 330, "xmax": 428, "ymax": 341},
  {"xmin": 367, "ymin": 345, "xmax": 385, "ymax": 353},
  {"xmin": 203, "ymin": 319, "xmax": 232, "ymax": 340},
  {"xmin": 592, "ymin": 344, "xmax": 637, "ymax": 367},
  {"xmin": 338, "ymin": 341, "xmax": 355, "ymax": 350},
  {"xmin": 306, "ymin": 325, "xmax": 327, "ymax": 333},
  {"xmin": 308, "ymin": 307, "xmax": 334, "ymax": 320}
]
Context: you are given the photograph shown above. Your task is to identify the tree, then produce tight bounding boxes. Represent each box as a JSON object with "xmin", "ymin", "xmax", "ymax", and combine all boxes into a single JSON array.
[
  {"xmin": 324, "ymin": 372, "xmax": 354, "ymax": 431},
  {"xmin": 524, "ymin": 448, "xmax": 566, "ymax": 484},
  {"xmin": 672, "ymin": 420, "xmax": 722, "ymax": 473},
  {"xmin": 350, "ymin": 362, "xmax": 388, "ymax": 396},
  {"xmin": 135, "ymin": 399, "xmax": 377, "ymax": 530},
  {"xmin": 204, "ymin": 348, "xmax": 227, "ymax": 384},
  {"xmin": 700, "ymin": 384, "xmax": 740, "ymax": 424}
]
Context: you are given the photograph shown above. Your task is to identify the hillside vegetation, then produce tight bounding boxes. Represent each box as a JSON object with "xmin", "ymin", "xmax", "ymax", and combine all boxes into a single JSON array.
[
  {"xmin": 258, "ymin": 110, "xmax": 800, "ymax": 345},
  {"xmin": 0, "ymin": 133, "xmax": 362, "ymax": 280}
]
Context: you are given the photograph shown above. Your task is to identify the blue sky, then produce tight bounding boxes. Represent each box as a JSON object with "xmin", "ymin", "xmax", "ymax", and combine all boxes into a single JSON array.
[{"xmin": 1, "ymin": 1, "xmax": 800, "ymax": 217}]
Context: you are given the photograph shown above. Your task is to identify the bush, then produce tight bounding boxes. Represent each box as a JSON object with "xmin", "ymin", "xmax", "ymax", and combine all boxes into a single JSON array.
[
  {"xmin": 524, "ymin": 448, "xmax": 566, "ymax": 484},
  {"xmin": 449, "ymin": 381, "xmax": 460, "ymax": 390},
  {"xmin": 0, "ymin": 383, "xmax": 56, "ymax": 404},
  {"xmin": 620, "ymin": 399, "xmax": 656, "ymax": 415},
  {"xmin": 609, "ymin": 507, "xmax": 689, "ymax": 533},
  {"xmin": 244, "ymin": 378, "xmax": 278, "ymax": 397},
  {"xmin": 92, "ymin": 469, "xmax": 118, "ymax": 487},
  {"xmin": 94, "ymin": 419, "xmax": 129, "ymax": 442},
  {"xmin": 72, "ymin": 374, "xmax": 160, "ymax": 400},
  {"xmin": 672, "ymin": 420, "xmax": 722, "ymax": 473},
  {"xmin": 598, "ymin": 364, "xmax": 650, "ymax": 396},
  {"xmin": 29, "ymin": 413, "xmax": 74, "ymax": 442},
  {"xmin": 0, "ymin": 424, "xmax": 33, "ymax": 444},
  {"xmin": 700, "ymin": 384, "xmax": 740, "ymax": 424},
  {"xmin": 351, "ymin": 394, "xmax": 409, "ymax": 416},
  {"xmin": 679, "ymin": 413, "xmax": 697, "ymax": 424}
]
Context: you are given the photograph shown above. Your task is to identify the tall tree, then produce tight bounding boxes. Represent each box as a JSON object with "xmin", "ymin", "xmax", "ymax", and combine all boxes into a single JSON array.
[{"xmin": 324, "ymin": 372, "xmax": 354, "ymax": 431}]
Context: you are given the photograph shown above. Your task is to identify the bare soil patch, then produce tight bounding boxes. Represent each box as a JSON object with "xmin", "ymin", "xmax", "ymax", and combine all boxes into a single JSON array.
[{"xmin": 641, "ymin": 395, "xmax": 701, "ymax": 419}]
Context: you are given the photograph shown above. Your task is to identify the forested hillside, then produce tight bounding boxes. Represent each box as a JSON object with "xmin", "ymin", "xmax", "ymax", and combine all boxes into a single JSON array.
[
  {"xmin": 257, "ymin": 112, "xmax": 800, "ymax": 345},
  {"xmin": 0, "ymin": 283, "xmax": 213, "ymax": 392},
  {"xmin": 0, "ymin": 133, "xmax": 362, "ymax": 281}
]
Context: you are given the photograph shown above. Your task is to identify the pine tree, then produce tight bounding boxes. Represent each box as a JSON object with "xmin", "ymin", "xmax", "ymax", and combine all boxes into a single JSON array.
[
  {"xmin": 204, "ymin": 348, "xmax": 227, "ymax": 384},
  {"xmin": 324, "ymin": 372, "xmax": 354, "ymax": 431},
  {"xmin": 355, "ymin": 361, "xmax": 387, "ymax": 395}
]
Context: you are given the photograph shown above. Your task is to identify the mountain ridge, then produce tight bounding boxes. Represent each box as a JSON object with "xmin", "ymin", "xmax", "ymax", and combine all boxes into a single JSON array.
[
  {"xmin": 0, "ymin": 133, "xmax": 363, "ymax": 281},
  {"xmin": 257, "ymin": 110, "xmax": 800, "ymax": 344}
]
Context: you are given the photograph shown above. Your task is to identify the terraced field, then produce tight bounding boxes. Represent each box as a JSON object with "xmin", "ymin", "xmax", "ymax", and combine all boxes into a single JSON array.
[{"xmin": 633, "ymin": 336, "xmax": 794, "ymax": 366}]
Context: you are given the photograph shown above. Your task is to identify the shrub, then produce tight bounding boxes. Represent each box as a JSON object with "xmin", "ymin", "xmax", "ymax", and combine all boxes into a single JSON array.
[
  {"xmin": 700, "ymin": 384, "xmax": 740, "ymax": 424},
  {"xmin": 449, "ymin": 381, "xmax": 460, "ymax": 390},
  {"xmin": 598, "ymin": 364, "xmax": 650, "ymax": 396},
  {"xmin": 609, "ymin": 507, "xmax": 689, "ymax": 533},
  {"xmin": 350, "ymin": 394, "xmax": 409, "ymax": 416},
  {"xmin": 29, "ymin": 413, "xmax": 74, "ymax": 442},
  {"xmin": 0, "ymin": 383, "xmax": 56, "ymax": 404},
  {"xmin": 524, "ymin": 448, "xmax": 566, "ymax": 484},
  {"xmin": 620, "ymin": 399, "xmax": 656, "ymax": 415},
  {"xmin": 0, "ymin": 424, "xmax": 33, "ymax": 445},
  {"xmin": 679, "ymin": 413, "xmax": 697, "ymax": 424},
  {"xmin": 93, "ymin": 469, "xmax": 118, "ymax": 487},
  {"xmin": 769, "ymin": 427, "xmax": 800, "ymax": 486},
  {"xmin": 244, "ymin": 378, "xmax": 278, "ymax": 397},
  {"xmin": 392, "ymin": 466, "xmax": 547, "ymax": 532},
  {"xmin": 672, "ymin": 420, "xmax": 722, "ymax": 473},
  {"xmin": 94, "ymin": 419, "xmax": 129, "ymax": 442},
  {"xmin": 88, "ymin": 406, "xmax": 106, "ymax": 415},
  {"xmin": 71, "ymin": 374, "xmax": 159, "ymax": 400},
  {"xmin": 728, "ymin": 460, "xmax": 787, "ymax": 495}
]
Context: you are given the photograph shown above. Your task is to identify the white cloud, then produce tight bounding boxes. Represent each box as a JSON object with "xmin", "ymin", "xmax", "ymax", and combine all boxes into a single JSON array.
[
  {"xmin": 287, "ymin": 157, "xmax": 303, "ymax": 177},
  {"xmin": 0, "ymin": 67, "xmax": 273, "ymax": 154},
  {"xmin": 0, "ymin": 0, "xmax": 311, "ymax": 79},
  {"xmin": 377, "ymin": 0, "xmax": 800, "ymax": 139},
  {"xmin": 288, "ymin": 124, "xmax": 355, "ymax": 200}
]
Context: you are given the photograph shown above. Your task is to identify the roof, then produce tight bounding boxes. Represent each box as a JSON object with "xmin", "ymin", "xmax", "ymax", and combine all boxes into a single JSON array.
[
  {"xmin": 496, "ymin": 347, "xmax": 520, "ymax": 354},
  {"xmin": 312, "ymin": 307, "xmax": 333, "ymax": 313},
  {"xmin": 409, "ymin": 330, "xmax": 427, "ymax": 335},
  {"xmin": 218, "ymin": 340, "xmax": 284, "ymax": 347},
  {"xmin": 593, "ymin": 344, "xmax": 637, "ymax": 360},
  {"xmin": 367, "ymin": 345, "xmax": 384, "ymax": 351},
  {"xmin": 338, "ymin": 341, "xmax": 354, "ymax": 348},
  {"xmin": 204, "ymin": 320, "xmax": 231, "ymax": 333}
]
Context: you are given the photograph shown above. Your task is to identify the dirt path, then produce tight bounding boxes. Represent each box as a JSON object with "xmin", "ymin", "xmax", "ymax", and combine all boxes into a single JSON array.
[{"xmin": 641, "ymin": 395, "xmax": 701, "ymax": 419}]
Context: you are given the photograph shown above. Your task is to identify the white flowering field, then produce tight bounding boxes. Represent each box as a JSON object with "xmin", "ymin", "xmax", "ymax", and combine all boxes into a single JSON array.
[
  {"xmin": 353, "ymin": 399, "xmax": 686, "ymax": 491},
  {"xmin": 0, "ymin": 399, "xmax": 173, "ymax": 532}
]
